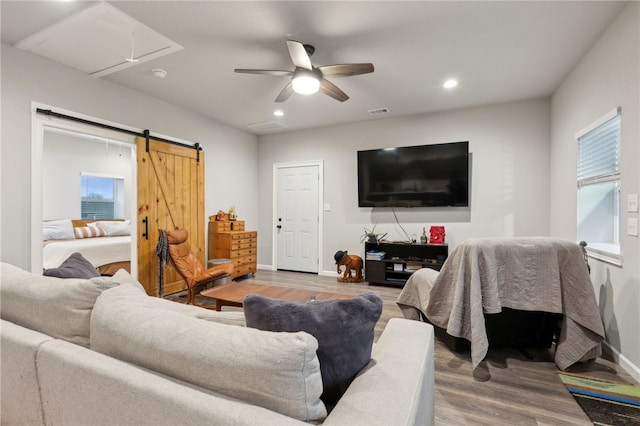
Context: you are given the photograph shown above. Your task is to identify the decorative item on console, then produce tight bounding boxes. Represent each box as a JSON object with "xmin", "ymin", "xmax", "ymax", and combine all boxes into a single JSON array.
[
  {"xmin": 215, "ymin": 210, "xmax": 227, "ymax": 221},
  {"xmin": 228, "ymin": 206, "xmax": 237, "ymax": 221},
  {"xmin": 429, "ymin": 226, "xmax": 446, "ymax": 244},
  {"xmin": 334, "ymin": 250, "xmax": 364, "ymax": 283},
  {"xmin": 420, "ymin": 227, "xmax": 428, "ymax": 244},
  {"xmin": 360, "ymin": 224, "xmax": 387, "ymax": 244}
]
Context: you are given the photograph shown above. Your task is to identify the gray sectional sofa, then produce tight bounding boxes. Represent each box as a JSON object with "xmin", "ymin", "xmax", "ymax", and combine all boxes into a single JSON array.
[{"xmin": 0, "ymin": 262, "xmax": 435, "ymax": 425}]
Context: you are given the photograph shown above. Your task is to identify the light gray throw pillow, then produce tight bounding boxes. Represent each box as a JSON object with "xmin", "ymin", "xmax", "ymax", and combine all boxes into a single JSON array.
[
  {"xmin": 90, "ymin": 284, "xmax": 326, "ymax": 421},
  {"xmin": 0, "ymin": 262, "xmax": 120, "ymax": 346}
]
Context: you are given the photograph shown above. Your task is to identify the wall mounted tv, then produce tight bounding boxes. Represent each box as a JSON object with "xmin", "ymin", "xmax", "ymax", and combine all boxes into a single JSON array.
[{"xmin": 357, "ymin": 141, "xmax": 469, "ymax": 208}]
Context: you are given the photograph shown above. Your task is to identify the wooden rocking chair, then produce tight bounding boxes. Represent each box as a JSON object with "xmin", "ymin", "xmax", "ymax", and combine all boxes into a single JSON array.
[{"xmin": 166, "ymin": 229, "xmax": 233, "ymax": 306}]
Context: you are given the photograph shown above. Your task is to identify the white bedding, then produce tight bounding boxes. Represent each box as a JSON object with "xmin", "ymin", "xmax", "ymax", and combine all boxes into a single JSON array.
[{"xmin": 43, "ymin": 236, "xmax": 131, "ymax": 269}]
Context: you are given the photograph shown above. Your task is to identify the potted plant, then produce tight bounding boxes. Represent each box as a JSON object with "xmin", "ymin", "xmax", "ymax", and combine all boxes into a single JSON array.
[{"xmin": 360, "ymin": 224, "xmax": 387, "ymax": 244}]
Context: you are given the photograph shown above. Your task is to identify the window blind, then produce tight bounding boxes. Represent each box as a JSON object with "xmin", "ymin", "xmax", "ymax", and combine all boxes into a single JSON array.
[
  {"xmin": 81, "ymin": 175, "xmax": 115, "ymax": 201},
  {"xmin": 577, "ymin": 110, "xmax": 621, "ymax": 185},
  {"xmin": 80, "ymin": 174, "xmax": 124, "ymax": 220}
]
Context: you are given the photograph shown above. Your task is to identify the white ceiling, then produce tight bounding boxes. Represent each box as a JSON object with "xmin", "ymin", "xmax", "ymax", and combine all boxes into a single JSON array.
[{"xmin": 1, "ymin": 1, "xmax": 628, "ymax": 135}]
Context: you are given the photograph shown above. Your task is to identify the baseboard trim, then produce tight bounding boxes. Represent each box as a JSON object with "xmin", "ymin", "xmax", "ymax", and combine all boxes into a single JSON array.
[
  {"xmin": 257, "ymin": 264, "xmax": 274, "ymax": 271},
  {"xmin": 257, "ymin": 264, "xmax": 341, "ymax": 278},
  {"xmin": 602, "ymin": 341, "xmax": 640, "ymax": 383}
]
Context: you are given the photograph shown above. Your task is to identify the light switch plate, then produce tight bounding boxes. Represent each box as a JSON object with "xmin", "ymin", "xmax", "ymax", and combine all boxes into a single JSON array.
[
  {"xmin": 628, "ymin": 218, "xmax": 638, "ymax": 237},
  {"xmin": 628, "ymin": 194, "xmax": 639, "ymax": 212},
  {"xmin": 323, "ymin": 203, "xmax": 331, "ymax": 211}
]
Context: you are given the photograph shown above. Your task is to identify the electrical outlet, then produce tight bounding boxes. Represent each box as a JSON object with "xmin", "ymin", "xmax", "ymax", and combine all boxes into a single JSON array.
[
  {"xmin": 628, "ymin": 194, "xmax": 639, "ymax": 212},
  {"xmin": 628, "ymin": 218, "xmax": 638, "ymax": 237}
]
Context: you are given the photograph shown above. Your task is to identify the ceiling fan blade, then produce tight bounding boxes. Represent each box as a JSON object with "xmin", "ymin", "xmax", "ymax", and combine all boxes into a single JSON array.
[
  {"xmin": 286, "ymin": 40, "xmax": 312, "ymax": 70},
  {"xmin": 319, "ymin": 79, "xmax": 349, "ymax": 102},
  {"xmin": 318, "ymin": 63, "xmax": 374, "ymax": 78},
  {"xmin": 234, "ymin": 69, "xmax": 293, "ymax": 76},
  {"xmin": 275, "ymin": 82, "xmax": 294, "ymax": 103}
]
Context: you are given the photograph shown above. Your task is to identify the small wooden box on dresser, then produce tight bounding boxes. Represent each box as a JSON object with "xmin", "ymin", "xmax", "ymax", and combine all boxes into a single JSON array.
[{"xmin": 208, "ymin": 219, "xmax": 257, "ymax": 279}]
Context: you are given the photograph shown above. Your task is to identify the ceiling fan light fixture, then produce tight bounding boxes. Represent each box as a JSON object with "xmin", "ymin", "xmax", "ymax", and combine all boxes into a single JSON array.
[
  {"xmin": 292, "ymin": 70, "xmax": 320, "ymax": 95},
  {"xmin": 443, "ymin": 79, "xmax": 458, "ymax": 89},
  {"xmin": 234, "ymin": 40, "xmax": 373, "ymax": 102}
]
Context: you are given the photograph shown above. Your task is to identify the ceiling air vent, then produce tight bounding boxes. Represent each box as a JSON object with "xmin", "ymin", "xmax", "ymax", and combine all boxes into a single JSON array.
[
  {"xmin": 368, "ymin": 107, "xmax": 390, "ymax": 116},
  {"xmin": 245, "ymin": 121, "xmax": 288, "ymax": 132}
]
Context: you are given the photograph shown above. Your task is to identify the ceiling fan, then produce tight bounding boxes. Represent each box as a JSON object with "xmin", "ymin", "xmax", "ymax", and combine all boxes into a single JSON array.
[{"xmin": 234, "ymin": 40, "xmax": 374, "ymax": 103}]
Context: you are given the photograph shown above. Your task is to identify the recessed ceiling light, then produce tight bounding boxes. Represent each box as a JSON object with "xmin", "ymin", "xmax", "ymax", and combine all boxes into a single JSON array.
[
  {"xmin": 273, "ymin": 110, "xmax": 284, "ymax": 117},
  {"xmin": 152, "ymin": 68, "xmax": 167, "ymax": 78},
  {"xmin": 443, "ymin": 79, "xmax": 458, "ymax": 89}
]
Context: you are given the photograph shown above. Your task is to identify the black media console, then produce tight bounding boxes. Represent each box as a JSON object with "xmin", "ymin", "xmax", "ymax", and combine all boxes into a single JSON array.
[{"xmin": 364, "ymin": 241, "xmax": 448, "ymax": 287}]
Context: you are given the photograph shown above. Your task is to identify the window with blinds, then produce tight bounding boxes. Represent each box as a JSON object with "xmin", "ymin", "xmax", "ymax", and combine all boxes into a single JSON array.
[
  {"xmin": 576, "ymin": 108, "xmax": 621, "ymax": 261},
  {"xmin": 80, "ymin": 174, "xmax": 125, "ymax": 220}
]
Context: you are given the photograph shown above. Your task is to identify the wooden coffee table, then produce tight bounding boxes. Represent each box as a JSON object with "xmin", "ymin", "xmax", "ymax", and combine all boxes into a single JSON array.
[{"xmin": 200, "ymin": 282, "xmax": 353, "ymax": 311}]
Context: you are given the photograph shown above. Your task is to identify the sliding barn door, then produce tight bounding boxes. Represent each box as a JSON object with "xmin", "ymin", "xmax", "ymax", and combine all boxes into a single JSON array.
[{"xmin": 136, "ymin": 136, "xmax": 205, "ymax": 296}]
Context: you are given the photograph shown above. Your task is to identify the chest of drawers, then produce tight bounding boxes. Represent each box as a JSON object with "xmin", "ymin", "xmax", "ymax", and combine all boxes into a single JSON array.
[{"xmin": 208, "ymin": 220, "xmax": 257, "ymax": 279}]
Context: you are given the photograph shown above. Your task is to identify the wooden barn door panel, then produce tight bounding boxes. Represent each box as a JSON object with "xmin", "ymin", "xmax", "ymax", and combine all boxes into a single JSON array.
[{"xmin": 136, "ymin": 136, "xmax": 204, "ymax": 296}]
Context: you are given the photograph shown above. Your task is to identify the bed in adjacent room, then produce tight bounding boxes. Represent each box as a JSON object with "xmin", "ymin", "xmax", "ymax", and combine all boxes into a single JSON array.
[
  {"xmin": 42, "ymin": 219, "xmax": 131, "ymax": 275},
  {"xmin": 396, "ymin": 237, "xmax": 604, "ymax": 370}
]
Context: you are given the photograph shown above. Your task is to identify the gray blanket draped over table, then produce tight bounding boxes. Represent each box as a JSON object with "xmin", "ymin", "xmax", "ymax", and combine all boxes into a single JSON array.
[{"xmin": 396, "ymin": 237, "xmax": 604, "ymax": 369}]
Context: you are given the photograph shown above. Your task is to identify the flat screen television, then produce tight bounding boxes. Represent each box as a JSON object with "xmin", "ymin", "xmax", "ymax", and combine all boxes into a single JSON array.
[{"xmin": 357, "ymin": 141, "xmax": 469, "ymax": 207}]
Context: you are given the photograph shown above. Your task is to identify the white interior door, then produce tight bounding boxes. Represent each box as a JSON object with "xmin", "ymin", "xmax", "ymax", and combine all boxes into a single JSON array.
[{"xmin": 276, "ymin": 165, "xmax": 319, "ymax": 273}]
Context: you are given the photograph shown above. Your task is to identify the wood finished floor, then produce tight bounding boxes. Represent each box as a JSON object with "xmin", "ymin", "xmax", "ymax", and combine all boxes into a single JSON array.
[{"xmin": 179, "ymin": 269, "xmax": 638, "ymax": 426}]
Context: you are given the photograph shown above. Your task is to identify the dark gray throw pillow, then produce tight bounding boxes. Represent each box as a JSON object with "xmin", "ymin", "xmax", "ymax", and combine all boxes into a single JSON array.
[
  {"xmin": 243, "ymin": 292, "xmax": 383, "ymax": 404},
  {"xmin": 43, "ymin": 252, "xmax": 100, "ymax": 279}
]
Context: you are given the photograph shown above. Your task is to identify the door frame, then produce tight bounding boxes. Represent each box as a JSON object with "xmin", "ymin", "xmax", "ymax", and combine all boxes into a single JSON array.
[
  {"xmin": 30, "ymin": 102, "xmax": 138, "ymax": 274},
  {"xmin": 272, "ymin": 160, "xmax": 324, "ymax": 273}
]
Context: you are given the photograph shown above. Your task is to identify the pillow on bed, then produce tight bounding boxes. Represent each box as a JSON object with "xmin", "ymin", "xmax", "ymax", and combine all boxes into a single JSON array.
[
  {"xmin": 43, "ymin": 219, "xmax": 74, "ymax": 240},
  {"xmin": 96, "ymin": 220, "xmax": 131, "ymax": 236},
  {"xmin": 43, "ymin": 252, "xmax": 100, "ymax": 279},
  {"xmin": 243, "ymin": 292, "xmax": 383, "ymax": 404},
  {"xmin": 74, "ymin": 223, "xmax": 107, "ymax": 239}
]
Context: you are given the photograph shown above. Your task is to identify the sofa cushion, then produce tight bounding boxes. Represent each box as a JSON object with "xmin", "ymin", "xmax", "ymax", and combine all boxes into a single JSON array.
[
  {"xmin": 43, "ymin": 252, "xmax": 100, "ymax": 279},
  {"xmin": 0, "ymin": 262, "xmax": 120, "ymax": 347},
  {"xmin": 88, "ymin": 268, "xmax": 146, "ymax": 293},
  {"xmin": 90, "ymin": 285, "xmax": 326, "ymax": 421},
  {"xmin": 36, "ymin": 338, "xmax": 306, "ymax": 426},
  {"xmin": 243, "ymin": 292, "xmax": 383, "ymax": 404},
  {"xmin": 107, "ymin": 280, "xmax": 247, "ymax": 326},
  {"xmin": 0, "ymin": 319, "xmax": 54, "ymax": 425}
]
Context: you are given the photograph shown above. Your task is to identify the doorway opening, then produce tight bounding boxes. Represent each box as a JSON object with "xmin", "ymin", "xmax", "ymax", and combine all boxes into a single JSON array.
[{"xmin": 31, "ymin": 104, "xmax": 137, "ymax": 274}]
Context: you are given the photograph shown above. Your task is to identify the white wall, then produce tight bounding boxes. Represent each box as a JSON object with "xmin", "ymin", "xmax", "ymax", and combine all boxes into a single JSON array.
[
  {"xmin": 42, "ymin": 131, "xmax": 134, "ymax": 220},
  {"xmin": 550, "ymin": 3, "xmax": 640, "ymax": 380},
  {"xmin": 1, "ymin": 43, "xmax": 258, "ymax": 270},
  {"xmin": 257, "ymin": 98, "xmax": 551, "ymax": 273}
]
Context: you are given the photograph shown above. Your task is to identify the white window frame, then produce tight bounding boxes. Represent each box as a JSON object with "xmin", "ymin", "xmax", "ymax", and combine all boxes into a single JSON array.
[
  {"xmin": 80, "ymin": 172, "xmax": 126, "ymax": 220},
  {"xmin": 576, "ymin": 107, "xmax": 622, "ymax": 266}
]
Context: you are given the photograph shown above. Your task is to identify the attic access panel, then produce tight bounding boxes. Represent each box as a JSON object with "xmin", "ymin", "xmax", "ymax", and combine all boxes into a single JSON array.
[{"xmin": 15, "ymin": 2, "xmax": 182, "ymax": 77}]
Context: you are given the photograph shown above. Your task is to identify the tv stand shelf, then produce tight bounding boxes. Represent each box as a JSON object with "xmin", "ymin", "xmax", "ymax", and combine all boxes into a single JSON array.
[{"xmin": 364, "ymin": 241, "xmax": 448, "ymax": 287}]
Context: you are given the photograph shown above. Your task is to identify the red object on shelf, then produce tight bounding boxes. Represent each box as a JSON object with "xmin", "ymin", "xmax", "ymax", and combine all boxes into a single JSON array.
[{"xmin": 429, "ymin": 226, "xmax": 446, "ymax": 244}]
